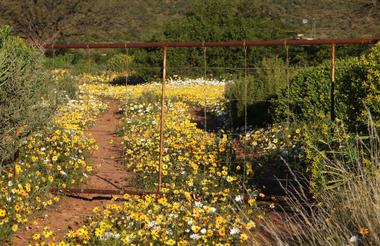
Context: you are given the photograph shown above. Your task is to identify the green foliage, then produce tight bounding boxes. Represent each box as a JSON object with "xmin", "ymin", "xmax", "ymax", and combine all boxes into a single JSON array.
[
  {"xmin": 130, "ymin": 0, "xmax": 286, "ymax": 80},
  {"xmin": 44, "ymin": 50, "xmax": 104, "ymax": 75},
  {"xmin": 271, "ymin": 43, "xmax": 380, "ymax": 193},
  {"xmin": 1, "ymin": 0, "xmax": 379, "ymax": 45},
  {"xmin": 0, "ymin": 26, "xmax": 54, "ymax": 166},
  {"xmin": 130, "ymin": 47, "xmax": 165, "ymax": 82},
  {"xmin": 225, "ymin": 57, "xmax": 289, "ymax": 126},
  {"xmin": 164, "ymin": 0, "xmax": 284, "ymax": 41},
  {"xmin": 275, "ymin": 44, "xmax": 380, "ymax": 132},
  {"xmin": 0, "ymin": 26, "xmax": 79, "ymax": 167},
  {"xmin": 359, "ymin": 43, "xmax": 380, "ymax": 127},
  {"xmin": 274, "ymin": 59, "xmax": 354, "ymax": 123},
  {"xmin": 0, "ymin": 0, "xmax": 189, "ymax": 44},
  {"xmin": 106, "ymin": 53, "xmax": 133, "ymax": 73},
  {"xmin": 44, "ymin": 53, "xmax": 76, "ymax": 69}
]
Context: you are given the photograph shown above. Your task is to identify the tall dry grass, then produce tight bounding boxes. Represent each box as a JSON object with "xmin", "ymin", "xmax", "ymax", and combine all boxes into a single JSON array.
[{"xmin": 250, "ymin": 116, "xmax": 380, "ymax": 245}]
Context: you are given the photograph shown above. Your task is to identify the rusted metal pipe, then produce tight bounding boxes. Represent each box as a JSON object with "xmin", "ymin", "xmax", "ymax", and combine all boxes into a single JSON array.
[
  {"xmin": 50, "ymin": 188, "xmax": 157, "ymax": 196},
  {"xmin": 157, "ymin": 47, "xmax": 167, "ymax": 193},
  {"xmin": 43, "ymin": 39, "xmax": 379, "ymax": 49},
  {"xmin": 285, "ymin": 43, "xmax": 290, "ymax": 124},
  {"xmin": 50, "ymin": 188, "xmax": 306, "ymax": 206}
]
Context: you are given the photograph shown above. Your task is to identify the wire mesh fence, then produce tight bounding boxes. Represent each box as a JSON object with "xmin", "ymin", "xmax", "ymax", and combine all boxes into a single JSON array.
[{"xmin": 44, "ymin": 39, "xmax": 377, "ymax": 197}]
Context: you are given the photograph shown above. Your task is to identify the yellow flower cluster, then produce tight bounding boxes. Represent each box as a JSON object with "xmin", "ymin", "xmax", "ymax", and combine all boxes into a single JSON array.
[
  {"xmin": 236, "ymin": 125, "xmax": 305, "ymax": 179},
  {"xmin": 240, "ymin": 125, "xmax": 303, "ymax": 154},
  {"xmin": 49, "ymin": 194, "xmax": 254, "ymax": 245},
  {"xmin": 82, "ymin": 83, "xmax": 224, "ymax": 109},
  {"xmin": 121, "ymin": 99, "xmax": 236, "ymax": 195},
  {"xmin": 53, "ymin": 93, "xmax": 108, "ymax": 130},
  {"xmin": 0, "ymin": 90, "xmax": 106, "ymax": 241}
]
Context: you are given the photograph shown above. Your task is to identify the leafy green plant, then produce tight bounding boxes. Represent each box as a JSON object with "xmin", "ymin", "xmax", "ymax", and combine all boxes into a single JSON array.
[
  {"xmin": 0, "ymin": 26, "xmax": 54, "ymax": 166},
  {"xmin": 274, "ymin": 43, "xmax": 380, "ymax": 133},
  {"xmin": 106, "ymin": 53, "xmax": 133, "ymax": 73}
]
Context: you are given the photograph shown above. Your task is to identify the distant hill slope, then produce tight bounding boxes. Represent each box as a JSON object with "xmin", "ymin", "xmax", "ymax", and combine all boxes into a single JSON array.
[
  {"xmin": 114, "ymin": 0, "xmax": 190, "ymax": 41},
  {"xmin": 0, "ymin": 0, "xmax": 190, "ymax": 43},
  {"xmin": 271, "ymin": 0, "xmax": 380, "ymax": 39},
  {"xmin": 0, "ymin": 0, "xmax": 378, "ymax": 43},
  {"xmin": 150, "ymin": 0, "xmax": 380, "ymax": 40}
]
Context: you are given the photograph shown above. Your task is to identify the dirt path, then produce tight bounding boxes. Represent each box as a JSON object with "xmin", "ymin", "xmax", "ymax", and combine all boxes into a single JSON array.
[{"xmin": 13, "ymin": 100, "xmax": 133, "ymax": 245}]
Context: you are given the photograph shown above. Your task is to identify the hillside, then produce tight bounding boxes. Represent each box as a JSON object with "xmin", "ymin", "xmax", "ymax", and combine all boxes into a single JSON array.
[
  {"xmin": 274, "ymin": 0, "xmax": 380, "ymax": 39},
  {"xmin": 0, "ymin": 0, "xmax": 190, "ymax": 44},
  {"xmin": 0, "ymin": 0, "xmax": 378, "ymax": 44}
]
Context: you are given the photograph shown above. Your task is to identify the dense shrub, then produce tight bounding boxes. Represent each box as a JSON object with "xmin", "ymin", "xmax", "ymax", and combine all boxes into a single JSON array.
[
  {"xmin": 0, "ymin": 26, "xmax": 53, "ymax": 166},
  {"xmin": 106, "ymin": 53, "xmax": 133, "ymax": 73},
  {"xmin": 225, "ymin": 57, "xmax": 288, "ymax": 127},
  {"xmin": 274, "ymin": 43, "xmax": 380, "ymax": 132}
]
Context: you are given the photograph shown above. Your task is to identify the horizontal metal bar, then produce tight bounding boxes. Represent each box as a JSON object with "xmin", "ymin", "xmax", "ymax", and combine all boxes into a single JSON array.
[
  {"xmin": 43, "ymin": 39, "xmax": 379, "ymax": 49},
  {"xmin": 50, "ymin": 188, "xmax": 156, "ymax": 196},
  {"xmin": 50, "ymin": 188, "xmax": 316, "ymax": 205}
]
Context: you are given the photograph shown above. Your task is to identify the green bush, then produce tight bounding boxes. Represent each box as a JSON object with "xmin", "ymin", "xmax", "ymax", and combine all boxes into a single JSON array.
[
  {"xmin": 0, "ymin": 26, "xmax": 54, "ymax": 166},
  {"xmin": 274, "ymin": 44, "xmax": 380, "ymax": 132},
  {"xmin": 225, "ymin": 57, "xmax": 289, "ymax": 127},
  {"xmin": 106, "ymin": 53, "xmax": 133, "ymax": 73},
  {"xmin": 272, "ymin": 44, "xmax": 380, "ymax": 193}
]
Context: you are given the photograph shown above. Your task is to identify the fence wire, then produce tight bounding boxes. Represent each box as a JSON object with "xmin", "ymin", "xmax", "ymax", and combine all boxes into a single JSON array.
[{"xmin": 43, "ymin": 41, "xmax": 375, "ymax": 197}]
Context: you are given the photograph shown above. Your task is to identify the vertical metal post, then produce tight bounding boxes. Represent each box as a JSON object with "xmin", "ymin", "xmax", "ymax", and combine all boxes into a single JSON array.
[
  {"xmin": 203, "ymin": 43, "xmax": 207, "ymax": 78},
  {"xmin": 125, "ymin": 43, "xmax": 129, "ymax": 86},
  {"xmin": 243, "ymin": 43, "xmax": 248, "ymax": 187},
  {"xmin": 244, "ymin": 44, "xmax": 248, "ymax": 133},
  {"xmin": 203, "ymin": 45, "xmax": 207, "ymax": 131},
  {"xmin": 330, "ymin": 44, "xmax": 336, "ymax": 122},
  {"xmin": 52, "ymin": 47, "xmax": 58, "ymax": 106},
  {"xmin": 157, "ymin": 47, "xmax": 167, "ymax": 194},
  {"xmin": 285, "ymin": 43, "xmax": 290, "ymax": 124},
  {"xmin": 86, "ymin": 44, "xmax": 90, "ymax": 73}
]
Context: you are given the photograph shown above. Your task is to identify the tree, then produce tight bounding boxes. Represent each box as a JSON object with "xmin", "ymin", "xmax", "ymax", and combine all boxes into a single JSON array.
[
  {"xmin": 145, "ymin": 0, "xmax": 287, "ymax": 76},
  {"xmin": 163, "ymin": 0, "xmax": 285, "ymax": 42},
  {"xmin": 0, "ymin": 0, "xmax": 129, "ymax": 46},
  {"xmin": 0, "ymin": 0, "xmax": 191, "ymax": 45}
]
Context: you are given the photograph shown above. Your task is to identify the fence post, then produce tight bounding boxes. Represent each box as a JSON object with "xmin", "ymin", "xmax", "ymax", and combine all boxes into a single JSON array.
[
  {"xmin": 330, "ymin": 43, "xmax": 336, "ymax": 122},
  {"xmin": 157, "ymin": 47, "xmax": 167, "ymax": 194},
  {"xmin": 125, "ymin": 43, "xmax": 129, "ymax": 86},
  {"xmin": 243, "ymin": 42, "xmax": 248, "ymax": 187},
  {"xmin": 285, "ymin": 41, "xmax": 290, "ymax": 125}
]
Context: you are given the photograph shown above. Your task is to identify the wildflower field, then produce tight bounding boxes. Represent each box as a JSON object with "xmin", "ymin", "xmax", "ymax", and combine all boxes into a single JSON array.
[
  {"xmin": 19, "ymin": 78, "xmax": 263, "ymax": 245},
  {"xmin": 1, "ymin": 25, "xmax": 380, "ymax": 245}
]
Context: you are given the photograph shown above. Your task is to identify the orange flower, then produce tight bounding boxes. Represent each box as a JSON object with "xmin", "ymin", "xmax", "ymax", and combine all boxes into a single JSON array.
[
  {"xmin": 359, "ymin": 227, "xmax": 369, "ymax": 235},
  {"xmin": 218, "ymin": 227, "xmax": 226, "ymax": 237}
]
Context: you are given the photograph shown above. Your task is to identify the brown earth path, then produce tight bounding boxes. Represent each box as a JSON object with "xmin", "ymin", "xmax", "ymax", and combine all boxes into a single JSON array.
[{"xmin": 12, "ymin": 99, "xmax": 134, "ymax": 245}]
